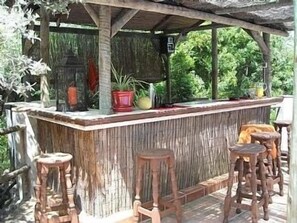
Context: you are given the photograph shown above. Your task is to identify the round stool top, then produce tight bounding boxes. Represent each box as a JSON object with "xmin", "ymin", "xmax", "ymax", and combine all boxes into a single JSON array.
[
  {"xmin": 229, "ymin": 143, "xmax": 266, "ymax": 156},
  {"xmin": 250, "ymin": 131, "xmax": 280, "ymax": 141},
  {"xmin": 37, "ymin": 152, "xmax": 72, "ymax": 164},
  {"xmin": 137, "ymin": 149, "xmax": 174, "ymax": 160},
  {"xmin": 273, "ymin": 120, "xmax": 292, "ymax": 127}
]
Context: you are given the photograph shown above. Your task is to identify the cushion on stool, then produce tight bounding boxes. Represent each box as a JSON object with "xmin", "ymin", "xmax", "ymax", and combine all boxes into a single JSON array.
[{"xmin": 238, "ymin": 124, "xmax": 277, "ymax": 159}]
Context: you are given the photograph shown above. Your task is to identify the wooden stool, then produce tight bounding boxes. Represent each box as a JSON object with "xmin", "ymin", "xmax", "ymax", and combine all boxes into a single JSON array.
[
  {"xmin": 34, "ymin": 152, "xmax": 78, "ymax": 223},
  {"xmin": 273, "ymin": 120, "xmax": 291, "ymax": 169},
  {"xmin": 223, "ymin": 144, "xmax": 269, "ymax": 223},
  {"xmin": 250, "ymin": 131, "xmax": 283, "ymax": 196},
  {"xmin": 133, "ymin": 149, "xmax": 182, "ymax": 223}
]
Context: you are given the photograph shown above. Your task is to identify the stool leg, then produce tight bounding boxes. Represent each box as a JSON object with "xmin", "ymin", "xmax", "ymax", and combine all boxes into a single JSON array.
[
  {"xmin": 235, "ymin": 157, "xmax": 244, "ymax": 214},
  {"xmin": 275, "ymin": 138, "xmax": 284, "ymax": 196},
  {"xmin": 168, "ymin": 155, "xmax": 182, "ymax": 223},
  {"xmin": 151, "ymin": 159, "xmax": 161, "ymax": 223},
  {"xmin": 223, "ymin": 153, "xmax": 237, "ymax": 223},
  {"xmin": 258, "ymin": 154, "xmax": 269, "ymax": 221},
  {"xmin": 35, "ymin": 162, "xmax": 42, "ymax": 223},
  {"xmin": 250, "ymin": 155, "xmax": 259, "ymax": 223},
  {"xmin": 40, "ymin": 164, "xmax": 49, "ymax": 223},
  {"xmin": 65, "ymin": 161, "xmax": 78, "ymax": 223},
  {"xmin": 287, "ymin": 126, "xmax": 291, "ymax": 171},
  {"xmin": 133, "ymin": 157, "xmax": 144, "ymax": 223},
  {"xmin": 59, "ymin": 165, "xmax": 68, "ymax": 205}
]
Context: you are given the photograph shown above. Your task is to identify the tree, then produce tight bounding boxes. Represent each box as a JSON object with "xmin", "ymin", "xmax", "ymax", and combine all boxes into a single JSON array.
[{"xmin": 0, "ymin": 0, "xmax": 49, "ymax": 102}]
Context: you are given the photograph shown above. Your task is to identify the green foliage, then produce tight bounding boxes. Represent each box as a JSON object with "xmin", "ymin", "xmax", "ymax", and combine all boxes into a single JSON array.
[
  {"xmin": 111, "ymin": 64, "xmax": 146, "ymax": 91},
  {"xmin": 0, "ymin": 1, "xmax": 49, "ymax": 101},
  {"xmin": 169, "ymin": 28, "xmax": 293, "ymax": 101}
]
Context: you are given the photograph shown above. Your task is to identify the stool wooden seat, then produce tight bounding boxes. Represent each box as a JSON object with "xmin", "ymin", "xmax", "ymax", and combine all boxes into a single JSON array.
[
  {"xmin": 223, "ymin": 144, "xmax": 269, "ymax": 223},
  {"xmin": 34, "ymin": 152, "xmax": 78, "ymax": 223},
  {"xmin": 273, "ymin": 120, "xmax": 291, "ymax": 169},
  {"xmin": 133, "ymin": 149, "xmax": 182, "ymax": 223},
  {"xmin": 250, "ymin": 132, "xmax": 283, "ymax": 196}
]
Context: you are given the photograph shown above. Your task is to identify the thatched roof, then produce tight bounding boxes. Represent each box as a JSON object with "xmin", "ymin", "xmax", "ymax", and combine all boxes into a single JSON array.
[{"xmin": 52, "ymin": 0, "xmax": 293, "ymax": 36}]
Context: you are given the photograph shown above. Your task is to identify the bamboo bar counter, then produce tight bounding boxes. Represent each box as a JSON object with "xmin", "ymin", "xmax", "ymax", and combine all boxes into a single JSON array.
[{"xmin": 7, "ymin": 97, "xmax": 282, "ymax": 219}]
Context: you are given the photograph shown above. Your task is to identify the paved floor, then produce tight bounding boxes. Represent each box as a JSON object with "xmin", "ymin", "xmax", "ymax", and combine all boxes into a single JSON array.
[{"xmin": 1, "ymin": 168, "xmax": 289, "ymax": 223}]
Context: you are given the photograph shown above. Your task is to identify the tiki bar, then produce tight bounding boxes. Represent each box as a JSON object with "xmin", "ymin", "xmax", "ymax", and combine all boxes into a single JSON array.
[{"xmin": 4, "ymin": 0, "xmax": 293, "ymax": 222}]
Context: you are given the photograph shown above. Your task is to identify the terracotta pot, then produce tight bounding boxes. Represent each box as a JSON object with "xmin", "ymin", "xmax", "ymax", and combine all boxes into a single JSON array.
[{"xmin": 112, "ymin": 90, "xmax": 134, "ymax": 112}]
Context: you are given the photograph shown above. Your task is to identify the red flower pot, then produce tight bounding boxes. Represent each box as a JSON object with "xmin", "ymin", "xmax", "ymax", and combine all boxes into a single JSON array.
[{"xmin": 112, "ymin": 90, "xmax": 134, "ymax": 112}]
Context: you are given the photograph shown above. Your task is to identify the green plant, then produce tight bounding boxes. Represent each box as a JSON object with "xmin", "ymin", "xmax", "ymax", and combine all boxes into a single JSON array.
[{"xmin": 111, "ymin": 64, "xmax": 146, "ymax": 91}]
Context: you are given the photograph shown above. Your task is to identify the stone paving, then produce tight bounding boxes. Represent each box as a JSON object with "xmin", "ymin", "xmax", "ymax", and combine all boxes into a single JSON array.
[{"xmin": 1, "ymin": 168, "xmax": 288, "ymax": 223}]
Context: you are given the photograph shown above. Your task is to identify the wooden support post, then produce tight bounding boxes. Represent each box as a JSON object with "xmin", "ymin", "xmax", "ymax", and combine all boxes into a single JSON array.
[
  {"xmin": 164, "ymin": 54, "xmax": 171, "ymax": 104},
  {"xmin": 211, "ymin": 26, "xmax": 218, "ymax": 100},
  {"xmin": 99, "ymin": 5, "xmax": 112, "ymax": 112},
  {"xmin": 263, "ymin": 33, "xmax": 271, "ymax": 97},
  {"xmin": 288, "ymin": 1, "xmax": 297, "ymax": 221},
  {"xmin": 39, "ymin": 5, "xmax": 50, "ymax": 108},
  {"xmin": 111, "ymin": 9, "xmax": 139, "ymax": 37}
]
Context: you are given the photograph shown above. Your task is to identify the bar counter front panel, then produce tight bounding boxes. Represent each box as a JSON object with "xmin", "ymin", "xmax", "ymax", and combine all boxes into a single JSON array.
[{"xmin": 29, "ymin": 98, "xmax": 281, "ymax": 218}]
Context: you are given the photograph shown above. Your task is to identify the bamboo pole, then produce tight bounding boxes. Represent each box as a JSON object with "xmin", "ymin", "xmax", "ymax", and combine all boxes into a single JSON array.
[{"xmin": 287, "ymin": 1, "xmax": 297, "ymax": 221}]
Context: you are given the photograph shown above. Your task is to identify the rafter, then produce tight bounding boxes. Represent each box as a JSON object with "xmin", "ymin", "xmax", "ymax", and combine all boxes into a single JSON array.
[
  {"xmin": 214, "ymin": 0, "xmax": 292, "ymax": 15},
  {"xmin": 244, "ymin": 29, "xmax": 269, "ymax": 55},
  {"xmin": 175, "ymin": 20, "xmax": 205, "ymax": 42},
  {"xmin": 85, "ymin": 0, "xmax": 288, "ymax": 36},
  {"xmin": 151, "ymin": 15, "xmax": 173, "ymax": 32},
  {"xmin": 84, "ymin": 3, "xmax": 100, "ymax": 27},
  {"xmin": 111, "ymin": 9, "xmax": 139, "ymax": 37}
]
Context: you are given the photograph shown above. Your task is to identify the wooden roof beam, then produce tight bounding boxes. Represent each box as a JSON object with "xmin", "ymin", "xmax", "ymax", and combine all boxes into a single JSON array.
[
  {"xmin": 214, "ymin": 0, "xmax": 292, "ymax": 15},
  {"xmin": 111, "ymin": 8, "xmax": 139, "ymax": 37},
  {"xmin": 255, "ymin": 17, "xmax": 293, "ymax": 25},
  {"xmin": 166, "ymin": 23, "xmax": 231, "ymax": 34},
  {"xmin": 244, "ymin": 29, "xmax": 269, "ymax": 55},
  {"xmin": 85, "ymin": 0, "xmax": 289, "ymax": 37}
]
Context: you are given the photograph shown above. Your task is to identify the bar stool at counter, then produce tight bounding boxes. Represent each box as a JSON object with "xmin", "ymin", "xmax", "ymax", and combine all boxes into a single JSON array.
[
  {"xmin": 250, "ymin": 131, "xmax": 283, "ymax": 196},
  {"xmin": 273, "ymin": 120, "xmax": 291, "ymax": 170},
  {"xmin": 133, "ymin": 149, "xmax": 182, "ymax": 223},
  {"xmin": 223, "ymin": 144, "xmax": 269, "ymax": 223},
  {"xmin": 34, "ymin": 152, "xmax": 78, "ymax": 223}
]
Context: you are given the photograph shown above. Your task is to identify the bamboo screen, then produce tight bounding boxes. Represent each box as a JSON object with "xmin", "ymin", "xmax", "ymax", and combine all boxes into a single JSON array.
[{"xmin": 29, "ymin": 32, "xmax": 165, "ymax": 84}]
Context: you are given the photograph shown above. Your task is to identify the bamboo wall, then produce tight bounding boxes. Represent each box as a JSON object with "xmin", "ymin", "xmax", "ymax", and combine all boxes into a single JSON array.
[{"xmin": 37, "ymin": 106, "xmax": 269, "ymax": 218}]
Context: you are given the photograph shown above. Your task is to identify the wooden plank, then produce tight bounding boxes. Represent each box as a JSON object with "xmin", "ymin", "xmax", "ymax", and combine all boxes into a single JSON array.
[
  {"xmin": 214, "ymin": 0, "xmax": 292, "ymax": 15},
  {"xmin": 211, "ymin": 25, "xmax": 218, "ymax": 100},
  {"xmin": 0, "ymin": 125, "xmax": 26, "ymax": 136},
  {"xmin": 85, "ymin": 0, "xmax": 289, "ymax": 36},
  {"xmin": 111, "ymin": 9, "xmax": 139, "ymax": 37},
  {"xmin": 0, "ymin": 165, "xmax": 30, "ymax": 184}
]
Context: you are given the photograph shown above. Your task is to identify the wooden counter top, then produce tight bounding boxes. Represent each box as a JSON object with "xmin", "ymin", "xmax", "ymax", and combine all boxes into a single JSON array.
[{"xmin": 10, "ymin": 97, "xmax": 283, "ymax": 130}]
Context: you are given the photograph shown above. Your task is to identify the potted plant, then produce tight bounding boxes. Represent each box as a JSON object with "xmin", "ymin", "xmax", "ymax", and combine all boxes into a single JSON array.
[{"xmin": 111, "ymin": 65, "xmax": 145, "ymax": 112}]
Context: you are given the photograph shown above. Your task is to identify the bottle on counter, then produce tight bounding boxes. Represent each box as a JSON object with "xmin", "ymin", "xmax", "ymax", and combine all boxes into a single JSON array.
[{"xmin": 149, "ymin": 83, "xmax": 155, "ymax": 108}]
